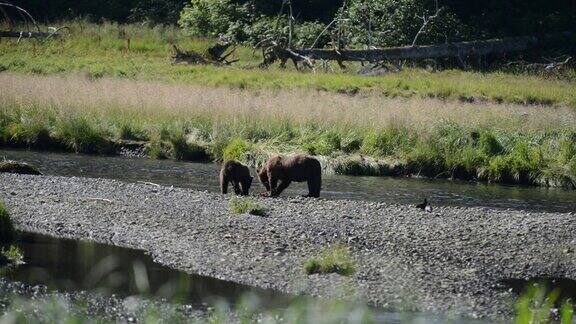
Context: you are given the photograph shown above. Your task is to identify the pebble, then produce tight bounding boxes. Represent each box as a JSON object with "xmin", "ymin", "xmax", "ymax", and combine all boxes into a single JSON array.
[{"xmin": 1, "ymin": 173, "xmax": 575, "ymax": 321}]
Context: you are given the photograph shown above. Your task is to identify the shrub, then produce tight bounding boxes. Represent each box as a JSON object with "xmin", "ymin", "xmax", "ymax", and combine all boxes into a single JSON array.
[
  {"xmin": 345, "ymin": 0, "xmax": 469, "ymax": 47},
  {"xmin": 0, "ymin": 200, "xmax": 16, "ymax": 244},
  {"xmin": 5, "ymin": 118, "xmax": 52, "ymax": 148},
  {"xmin": 0, "ymin": 245, "xmax": 24, "ymax": 265},
  {"xmin": 56, "ymin": 116, "xmax": 110, "ymax": 153},
  {"xmin": 229, "ymin": 197, "xmax": 266, "ymax": 216},
  {"xmin": 558, "ymin": 134, "xmax": 576, "ymax": 163},
  {"xmin": 179, "ymin": 0, "xmax": 251, "ymax": 40},
  {"xmin": 478, "ymin": 132, "xmax": 504, "ymax": 156},
  {"xmin": 117, "ymin": 122, "xmax": 148, "ymax": 141},
  {"xmin": 361, "ymin": 127, "xmax": 407, "ymax": 157},
  {"xmin": 293, "ymin": 21, "xmax": 331, "ymax": 48},
  {"xmin": 146, "ymin": 138, "xmax": 171, "ymax": 160},
  {"xmin": 169, "ymin": 132, "xmax": 210, "ymax": 161},
  {"xmin": 340, "ymin": 134, "xmax": 363, "ymax": 153},
  {"xmin": 244, "ymin": 15, "xmax": 283, "ymax": 46},
  {"xmin": 304, "ymin": 245, "xmax": 356, "ymax": 276},
  {"xmin": 304, "ymin": 131, "xmax": 342, "ymax": 156},
  {"xmin": 223, "ymin": 138, "xmax": 250, "ymax": 161}
]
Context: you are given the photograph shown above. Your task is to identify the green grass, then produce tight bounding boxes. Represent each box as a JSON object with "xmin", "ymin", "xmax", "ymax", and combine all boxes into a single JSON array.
[
  {"xmin": 228, "ymin": 197, "xmax": 267, "ymax": 216},
  {"xmin": 0, "ymin": 245, "xmax": 24, "ymax": 265},
  {"xmin": 515, "ymin": 282, "xmax": 574, "ymax": 324},
  {"xmin": 304, "ymin": 245, "xmax": 356, "ymax": 276},
  {"xmin": 1, "ymin": 28, "xmax": 576, "ymax": 189},
  {"xmin": 222, "ymin": 138, "xmax": 251, "ymax": 161},
  {"xmin": 0, "ymin": 200, "xmax": 17, "ymax": 244},
  {"xmin": 1, "ymin": 81, "xmax": 576, "ymax": 188},
  {"xmin": 1, "ymin": 21, "xmax": 575, "ymax": 107}
]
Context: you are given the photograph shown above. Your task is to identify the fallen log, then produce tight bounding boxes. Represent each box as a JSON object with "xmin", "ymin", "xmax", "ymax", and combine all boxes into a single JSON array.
[
  {"xmin": 0, "ymin": 31, "xmax": 59, "ymax": 39},
  {"xmin": 294, "ymin": 32, "xmax": 576, "ymax": 62}
]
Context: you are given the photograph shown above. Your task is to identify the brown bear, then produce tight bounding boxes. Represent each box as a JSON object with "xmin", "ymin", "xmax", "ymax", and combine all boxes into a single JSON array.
[
  {"xmin": 258, "ymin": 154, "xmax": 322, "ymax": 198},
  {"xmin": 220, "ymin": 160, "xmax": 253, "ymax": 196}
]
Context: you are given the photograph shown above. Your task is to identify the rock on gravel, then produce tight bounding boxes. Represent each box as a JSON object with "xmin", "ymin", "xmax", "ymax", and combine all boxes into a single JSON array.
[{"xmin": 1, "ymin": 174, "xmax": 575, "ymax": 320}]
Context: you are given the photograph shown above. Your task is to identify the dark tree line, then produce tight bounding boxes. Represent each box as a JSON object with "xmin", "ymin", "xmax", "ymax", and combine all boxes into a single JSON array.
[
  {"xmin": 5, "ymin": 0, "xmax": 576, "ymax": 43},
  {"xmin": 5, "ymin": 0, "xmax": 185, "ymax": 24}
]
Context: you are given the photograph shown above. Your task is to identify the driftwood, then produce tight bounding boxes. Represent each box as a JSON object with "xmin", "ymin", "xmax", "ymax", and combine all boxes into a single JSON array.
[
  {"xmin": 293, "ymin": 32, "xmax": 575, "ymax": 63},
  {"xmin": 0, "ymin": 3, "xmax": 66, "ymax": 40},
  {"xmin": 172, "ymin": 42, "xmax": 238, "ymax": 66}
]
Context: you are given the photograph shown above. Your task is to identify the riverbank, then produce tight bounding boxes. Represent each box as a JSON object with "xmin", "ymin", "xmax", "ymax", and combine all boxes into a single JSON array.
[
  {"xmin": 2, "ymin": 73, "xmax": 576, "ymax": 188},
  {"xmin": 1, "ymin": 173, "xmax": 575, "ymax": 320}
]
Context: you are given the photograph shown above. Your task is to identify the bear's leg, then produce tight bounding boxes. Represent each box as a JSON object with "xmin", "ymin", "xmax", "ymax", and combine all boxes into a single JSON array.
[
  {"xmin": 271, "ymin": 179, "xmax": 291, "ymax": 197},
  {"xmin": 307, "ymin": 175, "xmax": 321, "ymax": 198},
  {"xmin": 220, "ymin": 173, "xmax": 229, "ymax": 194},
  {"xmin": 239, "ymin": 180, "xmax": 249, "ymax": 196},
  {"xmin": 267, "ymin": 171, "xmax": 278, "ymax": 194},
  {"xmin": 233, "ymin": 181, "xmax": 242, "ymax": 195}
]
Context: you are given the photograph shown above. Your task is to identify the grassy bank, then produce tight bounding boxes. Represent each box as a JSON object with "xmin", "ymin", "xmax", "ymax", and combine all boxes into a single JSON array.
[
  {"xmin": 1, "ymin": 73, "xmax": 575, "ymax": 188},
  {"xmin": 0, "ymin": 21, "xmax": 575, "ymax": 107}
]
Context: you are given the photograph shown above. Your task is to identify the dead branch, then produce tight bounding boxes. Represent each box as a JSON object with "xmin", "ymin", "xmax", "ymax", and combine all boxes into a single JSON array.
[
  {"xmin": 411, "ymin": 0, "xmax": 443, "ymax": 47},
  {"xmin": 1, "ymin": 3, "xmax": 67, "ymax": 40},
  {"xmin": 0, "ymin": 2, "xmax": 40, "ymax": 33},
  {"xmin": 506, "ymin": 55, "xmax": 573, "ymax": 77},
  {"xmin": 86, "ymin": 197, "xmax": 114, "ymax": 203},
  {"xmin": 206, "ymin": 40, "xmax": 238, "ymax": 64},
  {"xmin": 172, "ymin": 42, "xmax": 238, "ymax": 66},
  {"xmin": 137, "ymin": 181, "xmax": 161, "ymax": 187}
]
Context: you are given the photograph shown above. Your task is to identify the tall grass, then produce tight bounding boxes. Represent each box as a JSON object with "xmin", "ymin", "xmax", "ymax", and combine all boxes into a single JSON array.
[
  {"xmin": 0, "ymin": 21, "xmax": 574, "ymax": 107},
  {"xmin": 1, "ymin": 73, "xmax": 576, "ymax": 188}
]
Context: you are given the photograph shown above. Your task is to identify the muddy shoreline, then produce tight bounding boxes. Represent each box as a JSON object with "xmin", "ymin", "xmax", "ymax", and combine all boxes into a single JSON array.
[{"xmin": 1, "ymin": 173, "xmax": 575, "ymax": 320}]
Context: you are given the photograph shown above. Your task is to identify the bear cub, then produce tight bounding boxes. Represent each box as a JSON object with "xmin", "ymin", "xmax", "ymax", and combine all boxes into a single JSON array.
[{"xmin": 220, "ymin": 160, "xmax": 253, "ymax": 196}]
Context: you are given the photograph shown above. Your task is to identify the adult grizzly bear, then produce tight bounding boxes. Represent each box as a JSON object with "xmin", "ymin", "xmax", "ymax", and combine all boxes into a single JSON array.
[
  {"xmin": 258, "ymin": 154, "xmax": 322, "ymax": 198},
  {"xmin": 220, "ymin": 160, "xmax": 253, "ymax": 196}
]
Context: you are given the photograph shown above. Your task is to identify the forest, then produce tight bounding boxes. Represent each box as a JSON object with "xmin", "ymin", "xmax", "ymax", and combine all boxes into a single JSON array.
[{"xmin": 10, "ymin": 0, "xmax": 576, "ymax": 47}]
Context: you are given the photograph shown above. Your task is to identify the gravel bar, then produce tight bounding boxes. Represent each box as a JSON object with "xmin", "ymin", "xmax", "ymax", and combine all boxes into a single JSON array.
[{"xmin": 1, "ymin": 174, "xmax": 575, "ymax": 320}]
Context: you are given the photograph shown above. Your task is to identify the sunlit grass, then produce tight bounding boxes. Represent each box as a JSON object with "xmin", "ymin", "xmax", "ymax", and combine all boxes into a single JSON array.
[
  {"xmin": 515, "ymin": 282, "xmax": 574, "ymax": 324},
  {"xmin": 0, "ymin": 21, "xmax": 574, "ymax": 107},
  {"xmin": 304, "ymin": 245, "xmax": 356, "ymax": 276},
  {"xmin": 1, "ymin": 73, "xmax": 575, "ymax": 187},
  {"xmin": 228, "ymin": 197, "xmax": 266, "ymax": 216},
  {"xmin": 0, "ymin": 245, "xmax": 24, "ymax": 265}
]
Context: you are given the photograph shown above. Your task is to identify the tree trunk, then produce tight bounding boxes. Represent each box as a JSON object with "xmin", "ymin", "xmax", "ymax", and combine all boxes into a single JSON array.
[{"xmin": 293, "ymin": 32, "xmax": 575, "ymax": 62}]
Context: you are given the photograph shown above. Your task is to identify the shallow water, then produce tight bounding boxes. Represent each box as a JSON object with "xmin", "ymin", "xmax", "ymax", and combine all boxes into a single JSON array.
[
  {"xmin": 0, "ymin": 232, "xmax": 488, "ymax": 323},
  {"xmin": 2, "ymin": 149, "xmax": 575, "ymax": 213},
  {"xmin": 1, "ymin": 232, "xmax": 292, "ymax": 308}
]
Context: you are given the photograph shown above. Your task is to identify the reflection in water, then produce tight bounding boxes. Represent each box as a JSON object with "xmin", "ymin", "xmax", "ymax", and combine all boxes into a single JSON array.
[
  {"xmin": 1, "ymin": 149, "xmax": 575, "ymax": 212},
  {"xmin": 0, "ymin": 232, "xmax": 489, "ymax": 324},
  {"xmin": 1, "ymin": 232, "xmax": 292, "ymax": 309}
]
